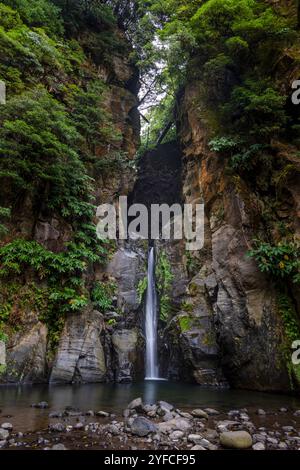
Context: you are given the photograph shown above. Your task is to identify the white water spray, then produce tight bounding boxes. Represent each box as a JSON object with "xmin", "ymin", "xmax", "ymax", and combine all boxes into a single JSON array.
[{"xmin": 145, "ymin": 247, "xmax": 159, "ymax": 380}]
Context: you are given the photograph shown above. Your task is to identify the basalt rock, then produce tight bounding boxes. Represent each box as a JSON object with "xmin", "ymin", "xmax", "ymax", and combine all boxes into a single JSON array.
[
  {"xmin": 112, "ymin": 329, "xmax": 143, "ymax": 383},
  {"xmin": 50, "ymin": 309, "xmax": 106, "ymax": 384}
]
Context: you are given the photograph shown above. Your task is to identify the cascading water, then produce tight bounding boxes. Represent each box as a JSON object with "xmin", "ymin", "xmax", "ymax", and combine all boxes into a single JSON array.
[{"xmin": 145, "ymin": 247, "xmax": 159, "ymax": 380}]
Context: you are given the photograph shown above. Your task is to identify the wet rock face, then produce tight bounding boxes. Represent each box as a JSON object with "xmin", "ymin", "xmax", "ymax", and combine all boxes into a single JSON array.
[
  {"xmin": 177, "ymin": 81, "xmax": 293, "ymax": 391},
  {"xmin": 106, "ymin": 246, "xmax": 146, "ymax": 316},
  {"xmin": 2, "ymin": 322, "xmax": 48, "ymax": 384},
  {"xmin": 50, "ymin": 310, "xmax": 106, "ymax": 384},
  {"xmin": 0, "ymin": 341, "xmax": 5, "ymax": 368},
  {"xmin": 112, "ymin": 329, "xmax": 143, "ymax": 383}
]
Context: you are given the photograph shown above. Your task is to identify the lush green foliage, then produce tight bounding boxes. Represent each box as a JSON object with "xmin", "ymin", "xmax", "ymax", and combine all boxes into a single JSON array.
[
  {"xmin": 155, "ymin": 250, "xmax": 174, "ymax": 321},
  {"xmin": 0, "ymin": 0, "xmax": 128, "ymax": 348},
  {"xmin": 137, "ymin": 276, "xmax": 148, "ymax": 303},
  {"xmin": 248, "ymin": 240, "xmax": 300, "ymax": 285},
  {"xmin": 137, "ymin": 0, "xmax": 298, "ymax": 149},
  {"xmin": 178, "ymin": 314, "xmax": 192, "ymax": 333},
  {"xmin": 91, "ymin": 281, "xmax": 116, "ymax": 313},
  {"xmin": 277, "ymin": 292, "xmax": 300, "ymax": 388}
]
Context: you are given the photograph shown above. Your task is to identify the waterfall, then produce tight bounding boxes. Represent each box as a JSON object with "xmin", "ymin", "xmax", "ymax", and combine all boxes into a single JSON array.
[{"xmin": 145, "ymin": 247, "xmax": 159, "ymax": 380}]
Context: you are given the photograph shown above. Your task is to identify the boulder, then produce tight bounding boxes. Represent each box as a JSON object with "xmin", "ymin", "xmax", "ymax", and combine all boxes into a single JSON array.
[
  {"xmin": 158, "ymin": 401, "xmax": 174, "ymax": 414},
  {"xmin": 191, "ymin": 409, "xmax": 208, "ymax": 419},
  {"xmin": 127, "ymin": 397, "xmax": 143, "ymax": 411},
  {"xmin": 220, "ymin": 431, "xmax": 253, "ymax": 449},
  {"xmin": 131, "ymin": 417, "xmax": 157, "ymax": 437},
  {"xmin": 1, "ymin": 423, "xmax": 13, "ymax": 431}
]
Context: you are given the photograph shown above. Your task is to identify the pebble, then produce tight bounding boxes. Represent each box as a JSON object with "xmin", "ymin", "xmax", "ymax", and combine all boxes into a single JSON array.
[
  {"xmin": 31, "ymin": 401, "xmax": 49, "ymax": 409},
  {"xmin": 96, "ymin": 411, "xmax": 110, "ymax": 418},
  {"xmin": 52, "ymin": 443, "xmax": 67, "ymax": 450},
  {"xmin": 188, "ymin": 434, "xmax": 202, "ymax": 444},
  {"xmin": 257, "ymin": 409, "xmax": 266, "ymax": 416},
  {"xmin": 49, "ymin": 411, "xmax": 63, "ymax": 418},
  {"xmin": 191, "ymin": 445, "xmax": 206, "ymax": 450},
  {"xmin": 204, "ymin": 408, "xmax": 219, "ymax": 416},
  {"xmin": 1, "ymin": 422, "xmax": 13, "ymax": 431},
  {"xmin": 0, "ymin": 429, "xmax": 9, "ymax": 440},
  {"xmin": 252, "ymin": 442, "xmax": 265, "ymax": 451},
  {"xmin": 278, "ymin": 441, "xmax": 288, "ymax": 450},
  {"xmin": 74, "ymin": 422, "xmax": 84, "ymax": 430},
  {"xmin": 49, "ymin": 423, "xmax": 66, "ymax": 432},
  {"xmin": 282, "ymin": 426, "xmax": 294, "ymax": 432},
  {"xmin": 169, "ymin": 430, "xmax": 184, "ymax": 440}
]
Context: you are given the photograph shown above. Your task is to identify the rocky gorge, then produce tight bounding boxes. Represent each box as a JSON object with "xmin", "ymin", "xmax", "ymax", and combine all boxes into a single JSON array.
[{"xmin": 0, "ymin": 0, "xmax": 300, "ymax": 455}]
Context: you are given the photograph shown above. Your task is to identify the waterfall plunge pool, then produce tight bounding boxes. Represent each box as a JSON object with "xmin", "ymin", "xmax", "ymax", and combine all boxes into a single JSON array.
[{"xmin": 1, "ymin": 381, "xmax": 300, "ymax": 432}]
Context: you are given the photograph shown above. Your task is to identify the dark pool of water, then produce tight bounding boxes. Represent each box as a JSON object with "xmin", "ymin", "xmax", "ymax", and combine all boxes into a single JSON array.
[{"xmin": 1, "ymin": 381, "xmax": 300, "ymax": 431}]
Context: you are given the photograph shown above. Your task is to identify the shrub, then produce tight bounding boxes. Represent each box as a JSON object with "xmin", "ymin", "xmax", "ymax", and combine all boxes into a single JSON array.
[
  {"xmin": 248, "ymin": 240, "xmax": 300, "ymax": 284},
  {"xmin": 91, "ymin": 281, "xmax": 116, "ymax": 313}
]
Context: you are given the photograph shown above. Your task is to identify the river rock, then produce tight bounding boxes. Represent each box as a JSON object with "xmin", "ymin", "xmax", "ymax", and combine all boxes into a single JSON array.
[
  {"xmin": 0, "ymin": 440, "xmax": 7, "ymax": 448},
  {"xmin": 217, "ymin": 420, "xmax": 238, "ymax": 432},
  {"xmin": 191, "ymin": 409, "xmax": 208, "ymax": 419},
  {"xmin": 179, "ymin": 411, "xmax": 193, "ymax": 419},
  {"xmin": 32, "ymin": 401, "xmax": 49, "ymax": 409},
  {"xmin": 252, "ymin": 442, "xmax": 265, "ymax": 451},
  {"xmin": 49, "ymin": 411, "xmax": 63, "ymax": 418},
  {"xmin": 163, "ymin": 412, "xmax": 175, "ymax": 422},
  {"xmin": 282, "ymin": 426, "xmax": 294, "ymax": 432},
  {"xmin": 131, "ymin": 417, "xmax": 157, "ymax": 437},
  {"xmin": 50, "ymin": 309, "xmax": 106, "ymax": 383},
  {"xmin": 52, "ymin": 443, "xmax": 67, "ymax": 450},
  {"xmin": 158, "ymin": 401, "xmax": 174, "ymax": 414},
  {"xmin": 74, "ymin": 423, "xmax": 84, "ymax": 430},
  {"xmin": 169, "ymin": 430, "xmax": 185, "ymax": 440},
  {"xmin": 1, "ymin": 423, "xmax": 13, "ymax": 431},
  {"xmin": 220, "ymin": 431, "xmax": 253, "ymax": 449},
  {"xmin": 127, "ymin": 397, "xmax": 143, "ymax": 411},
  {"xmin": 278, "ymin": 441, "xmax": 288, "ymax": 449},
  {"xmin": 158, "ymin": 418, "xmax": 191, "ymax": 434},
  {"xmin": 0, "ymin": 429, "xmax": 9, "ymax": 440},
  {"xmin": 191, "ymin": 445, "xmax": 206, "ymax": 451},
  {"xmin": 96, "ymin": 411, "xmax": 110, "ymax": 417},
  {"xmin": 188, "ymin": 434, "xmax": 202, "ymax": 444},
  {"xmin": 257, "ymin": 409, "xmax": 266, "ymax": 416},
  {"xmin": 49, "ymin": 423, "xmax": 66, "ymax": 432},
  {"xmin": 204, "ymin": 408, "xmax": 219, "ymax": 415}
]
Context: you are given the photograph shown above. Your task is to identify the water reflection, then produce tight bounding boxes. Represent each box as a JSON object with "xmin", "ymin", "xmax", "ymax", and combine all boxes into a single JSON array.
[{"xmin": 0, "ymin": 382, "xmax": 300, "ymax": 432}]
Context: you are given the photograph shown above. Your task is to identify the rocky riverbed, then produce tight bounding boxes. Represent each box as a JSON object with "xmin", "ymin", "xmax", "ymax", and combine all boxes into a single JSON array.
[{"xmin": 0, "ymin": 398, "xmax": 300, "ymax": 450}]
